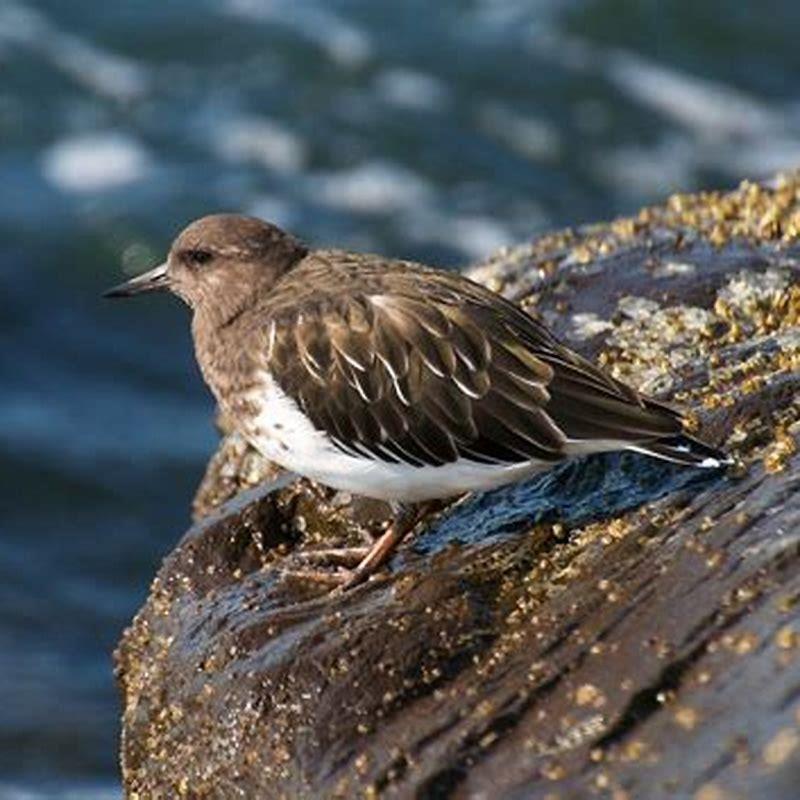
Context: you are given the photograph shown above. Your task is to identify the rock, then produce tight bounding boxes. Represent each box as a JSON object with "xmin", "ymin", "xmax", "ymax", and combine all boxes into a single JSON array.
[{"xmin": 116, "ymin": 177, "xmax": 800, "ymax": 799}]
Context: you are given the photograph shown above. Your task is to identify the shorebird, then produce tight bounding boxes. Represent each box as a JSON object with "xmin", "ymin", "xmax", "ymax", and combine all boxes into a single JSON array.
[{"xmin": 106, "ymin": 214, "xmax": 729, "ymax": 588}]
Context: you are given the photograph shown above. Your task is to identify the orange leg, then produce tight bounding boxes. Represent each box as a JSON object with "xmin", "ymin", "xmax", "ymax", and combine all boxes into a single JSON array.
[
  {"xmin": 340, "ymin": 503, "xmax": 428, "ymax": 589},
  {"xmin": 282, "ymin": 502, "xmax": 431, "ymax": 591}
]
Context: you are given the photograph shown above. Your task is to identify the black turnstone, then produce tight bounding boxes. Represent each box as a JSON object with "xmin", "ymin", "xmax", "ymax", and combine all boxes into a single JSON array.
[{"xmin": 106, "ymin": 214, "xmax": 730, "ymax": 588}]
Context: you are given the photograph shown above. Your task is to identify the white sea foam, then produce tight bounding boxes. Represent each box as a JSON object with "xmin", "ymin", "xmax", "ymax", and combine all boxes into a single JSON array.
[
  {"xmin": 214, "ymin": 117, "xmax": 307, "ymax": 173},
  {"xmin": 0, "ymin": 1, "xmax": 148, "ymax": 102},
  {"xmin": 373, "ymin": 68, "xmax": 450, "ymax": 111},
  {"xmin": 435, "ymin": 214, "xmax": 514, "ymax": 260},
  {"xmin": 403, "ymin": 209, "xmax": 515, "ymax": 260},
  {"xmin": 703, "ymin": 137, "xmax": 800, "ymax": 179},
  {"xmin": 478, "ymin": 103, "xmax": 562, "ymax": 163},
  {"xmin": 310, "ymin": 161, "xmax": 434, "ymax": 214},
  {"xmin": 463, "ymin": 1, "xmax": 569, "ymax": 40},
  {"xmin": 245, "ymin": 194, "xmax": 299, "ymax": 230},
  {"xmin": 41, "ymin": 133, "xmax": 151, "ymax": 193},
  {"xmin": 532, "ymin": 32, "xmax": 782, "ymax": 138},
  {"xmin": 597, "ymin": 128, "xmax": 800, "ymax": 198},
  {"xmin": 593, "ymin": 136, "xmax": 695, "ymax": 196},
  {"xmin": 224, "ymin": 0, "xmax": 372, "ymax": 67},
  {"xmin": 535, "ymin": 32, "xmax": 800, "ymax": 190},
  {"xmin": 606, "ymin": 51, "xmax": 780, "ymax": 138}
]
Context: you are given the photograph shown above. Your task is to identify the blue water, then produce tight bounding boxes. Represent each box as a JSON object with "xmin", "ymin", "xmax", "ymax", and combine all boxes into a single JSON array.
[{"xmin": 1, "ymin": 0, "xmax": 799, "ymax": 794}]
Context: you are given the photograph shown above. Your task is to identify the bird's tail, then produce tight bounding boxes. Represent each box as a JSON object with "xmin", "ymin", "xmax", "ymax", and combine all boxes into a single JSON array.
[{"xmin": 628, "ymin": 433, "xmax": 732, "ymax": 469}]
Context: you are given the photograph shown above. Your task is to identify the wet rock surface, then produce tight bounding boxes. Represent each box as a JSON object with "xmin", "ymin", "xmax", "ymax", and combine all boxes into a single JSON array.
[{"xmin": 116, "ymin": 178, "xmax": 800, "ymax": 799}]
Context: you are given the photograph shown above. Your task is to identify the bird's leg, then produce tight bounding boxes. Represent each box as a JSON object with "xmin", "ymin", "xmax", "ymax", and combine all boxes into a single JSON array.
[
  {"xmin": 339, "ymin": 501, "xmax": 427, "ymax": 590},
  {"xmin": 280, "ymin": 501, "xmax": 431, "ymax": 591},
  {"xmin": 286, "ymin": 511, "xmax": 385, "ymax": 569}
]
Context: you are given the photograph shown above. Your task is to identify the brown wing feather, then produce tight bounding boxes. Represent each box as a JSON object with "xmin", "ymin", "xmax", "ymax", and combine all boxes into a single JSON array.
[{"xmin": 262, "ymin": 254, "xmax": 683, "ymax": 467}]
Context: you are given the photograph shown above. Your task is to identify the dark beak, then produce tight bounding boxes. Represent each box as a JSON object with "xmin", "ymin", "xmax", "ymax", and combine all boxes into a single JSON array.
[{"xmin": 103, "ymin": 262, "xmax": 170, "ymax": 298}]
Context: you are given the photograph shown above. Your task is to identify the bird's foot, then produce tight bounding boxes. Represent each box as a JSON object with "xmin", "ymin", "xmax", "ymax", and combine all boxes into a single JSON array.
[
  {"xmin": 291, "ymin": 546, "xmax": 371, "ymax": 569},
  {"xmin": 278, "ymin": 502, "xmax": 433, "ymax": 593},
  {"xmin": 277, "ymin": 546, "xmax": 385, "ymax": 592},
  {"xmin": 278, "ymin": 567, "xmax": 356, "ymax": 589}
]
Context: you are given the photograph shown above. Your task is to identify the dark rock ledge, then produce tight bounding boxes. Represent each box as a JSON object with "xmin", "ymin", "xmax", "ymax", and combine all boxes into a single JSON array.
[{"xmin": 116, "ymin": 177, "xmax": 800, "ymax": 800}]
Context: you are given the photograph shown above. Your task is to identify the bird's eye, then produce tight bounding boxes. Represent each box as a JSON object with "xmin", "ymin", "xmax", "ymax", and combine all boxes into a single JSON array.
[{"xmin": 184, "ymin": 249, "xmax": 213, "ymax": 266}]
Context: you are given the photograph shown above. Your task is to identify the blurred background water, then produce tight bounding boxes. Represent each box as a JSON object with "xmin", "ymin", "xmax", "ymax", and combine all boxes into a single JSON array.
[{"xmin": 1, "ymin": 0, "xmax": 799, "ymax": 795}]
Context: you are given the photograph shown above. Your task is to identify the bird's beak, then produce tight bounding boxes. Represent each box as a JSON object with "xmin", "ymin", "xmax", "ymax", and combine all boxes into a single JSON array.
[{"xmin": 103, "ymin": 262, "xmax": 170, "ymax": 298}]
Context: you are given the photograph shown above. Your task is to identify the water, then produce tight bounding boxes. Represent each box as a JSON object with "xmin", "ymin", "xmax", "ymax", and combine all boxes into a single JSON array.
[{"xmin": 0, "ymin": 0, "xmax": 798, "ymax": 794}]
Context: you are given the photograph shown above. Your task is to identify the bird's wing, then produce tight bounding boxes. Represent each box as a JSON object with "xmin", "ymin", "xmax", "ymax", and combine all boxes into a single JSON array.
[{"xmin": 262, "ymin": 271, "xmax": 682, "ymax": 467}]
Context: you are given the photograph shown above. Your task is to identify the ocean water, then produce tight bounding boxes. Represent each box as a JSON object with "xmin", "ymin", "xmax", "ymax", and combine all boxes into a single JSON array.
[{"xmin": 1, "ymin": 0, "xmax": 799, "ymax": 794}]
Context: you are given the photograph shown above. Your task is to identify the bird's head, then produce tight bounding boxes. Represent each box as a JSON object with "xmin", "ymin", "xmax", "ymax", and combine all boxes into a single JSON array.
[{"xmin": 104, "ymin": 214, "xmax": 307, "ymax": 320}]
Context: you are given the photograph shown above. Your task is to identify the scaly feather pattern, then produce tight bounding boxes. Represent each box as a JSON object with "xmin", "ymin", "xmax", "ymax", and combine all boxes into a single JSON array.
[{"xmin": 239, "ymin": 250, "xmax": 683, "ymax": 468}]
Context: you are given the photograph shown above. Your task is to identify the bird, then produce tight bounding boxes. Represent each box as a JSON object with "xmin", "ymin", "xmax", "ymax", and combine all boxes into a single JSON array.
[{"xmin": 105, "ymin": 214, "xmax": 730, "ymax": 589}]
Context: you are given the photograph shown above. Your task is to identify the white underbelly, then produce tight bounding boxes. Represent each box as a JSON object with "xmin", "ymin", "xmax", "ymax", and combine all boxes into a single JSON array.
[
  {"xmin": 253, "ymin": 435, "xmax": 551, "ymax": 502},
  {"xmin": 235, "ymin": 374, "xmax": 555, "ymax": 502},
  {"xmin": 280, "ymin": 446, "xmax": 549, "ymax": 501}
]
